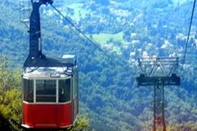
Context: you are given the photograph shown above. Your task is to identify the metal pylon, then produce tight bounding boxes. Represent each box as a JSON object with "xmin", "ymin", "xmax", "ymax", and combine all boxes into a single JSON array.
[
  {"xmin": 153, "ymin": 80, "xmax": 166, "ymax": 131},
  {"xmin": 136, "ymin": 57, "xmax": 180, "ymax": 131}
]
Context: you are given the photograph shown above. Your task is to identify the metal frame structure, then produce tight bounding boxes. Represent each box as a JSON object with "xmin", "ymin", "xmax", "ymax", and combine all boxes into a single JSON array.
[{"xmin": 136, "ymin": 57, "xmax": 180, "ymax": 131}]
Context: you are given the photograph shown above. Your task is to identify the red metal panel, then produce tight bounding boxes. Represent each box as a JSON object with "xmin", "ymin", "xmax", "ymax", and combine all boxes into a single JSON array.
[
  {"xmin": 57, "ymin": 104, "xmax": 72, "ymax": 127},
  {"xmin": 23, "ymin": 102, "xmax": 34, "ymax": 127},
  {"xmin": 22, "ymin": 102, "xmax": 72, "ymax": 129},
  {"xmin": 33, "ymin": 104, "xmax": 58, "ymax": 128}
]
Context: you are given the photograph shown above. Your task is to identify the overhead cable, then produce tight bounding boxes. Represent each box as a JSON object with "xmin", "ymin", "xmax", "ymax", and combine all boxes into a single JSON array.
[
  {"xmin": 183, "ymin": 0, "xmax": 196, "ymax": 64},
  {"xmin": 49, "ymin": 4, "xmax": 111, "ymax": 58},
  {"xmin": 49, "ymin": 4, "xmax": 134, "ymax": 70}
]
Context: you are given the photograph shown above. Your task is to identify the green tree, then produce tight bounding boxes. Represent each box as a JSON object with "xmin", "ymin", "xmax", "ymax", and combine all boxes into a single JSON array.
[
  {"xmin": 0, "ymin": 55, "xmax": 22, "ymax": 131},
  {"xmin": 0, "ymin": 88, "xmax": 21, "ymax": 131},
  {"xmin": 69, "ymin": 115, "xmax": 90, "ymax": 131},
  {"xmin": 94, "ymin": 0, "xmax": 110, "ymax": 6}
]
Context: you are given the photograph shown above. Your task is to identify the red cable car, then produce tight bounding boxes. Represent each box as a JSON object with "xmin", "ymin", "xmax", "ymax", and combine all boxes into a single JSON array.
[
  {"xmin": 21, "ymin": 0, "xmax": 79, "ymax": 130},
  {"xmin": 22, "ymin": 56, "xmax": 79, "ymax": 130}
]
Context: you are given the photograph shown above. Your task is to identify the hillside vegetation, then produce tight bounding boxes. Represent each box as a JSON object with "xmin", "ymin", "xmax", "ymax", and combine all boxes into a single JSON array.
[{"xmin": 1, "ymin": 0, "xmax": 197, "ymax": 130}]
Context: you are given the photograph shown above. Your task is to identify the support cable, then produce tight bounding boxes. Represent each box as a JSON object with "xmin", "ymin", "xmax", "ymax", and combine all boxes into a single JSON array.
[
  {"xmin": 49, "ymin": 3, "xmax": 134, "ymax": 71},
  {"xmin": 183, "ymin": 0, "xmax": 196, "ymax": 64},
  {"xmin": 50, "ymin": 4, "xmax": 111, "ymax": 58}
]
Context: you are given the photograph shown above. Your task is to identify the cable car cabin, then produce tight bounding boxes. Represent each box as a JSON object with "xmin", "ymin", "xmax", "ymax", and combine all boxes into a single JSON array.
[{"xmin": 21, "ymin": 55, "xmax": 79, "ymax": 130}]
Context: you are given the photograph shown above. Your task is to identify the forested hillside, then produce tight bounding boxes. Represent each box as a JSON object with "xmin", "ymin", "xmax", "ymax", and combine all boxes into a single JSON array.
[{"xmin": 1, "ymin": 0, "xmax": 197, "ymax": 130}]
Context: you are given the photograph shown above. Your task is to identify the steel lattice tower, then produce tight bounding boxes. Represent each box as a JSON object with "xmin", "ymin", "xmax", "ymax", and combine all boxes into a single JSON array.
[{"xmin": 136, "ymin": 57, "xmax": 180, "ymax": 131}]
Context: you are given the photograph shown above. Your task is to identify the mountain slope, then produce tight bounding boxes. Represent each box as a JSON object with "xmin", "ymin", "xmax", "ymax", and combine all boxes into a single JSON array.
[{"xmin": 1, "ymin": 0, "xmax": 197, "ymax": 130}]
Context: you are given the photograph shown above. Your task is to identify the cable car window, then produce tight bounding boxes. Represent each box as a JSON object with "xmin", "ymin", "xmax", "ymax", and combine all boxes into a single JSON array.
[
  {"xmin": 36, "ymin": 80, "xmax": 56, "ymax": 102},
  {"xmin": 23, "ymin": 79, "xmax": 33, "ymax": 102},
  {"xmin": 59, "ymin": 79, "xmax": 70, "ymax": 102}
]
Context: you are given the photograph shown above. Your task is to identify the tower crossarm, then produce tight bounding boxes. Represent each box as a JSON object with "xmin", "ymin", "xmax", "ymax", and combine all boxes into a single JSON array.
[{"xmin": 137, "ymin": 57, "xmax": 179, "ymax": 77}]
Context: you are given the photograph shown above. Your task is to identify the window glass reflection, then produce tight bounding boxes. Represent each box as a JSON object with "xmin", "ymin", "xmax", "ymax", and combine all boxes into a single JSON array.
[
  {"xmin": 23, "ymin": 79, "xmax": 33, "ymax": 102},
  {"xmin": 59, "ymin": 79, "xmax": 70, "ymax": 102},
  {"xmin": 36, "ymin": 80, "xmax": 56, "ymax": 102}
]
